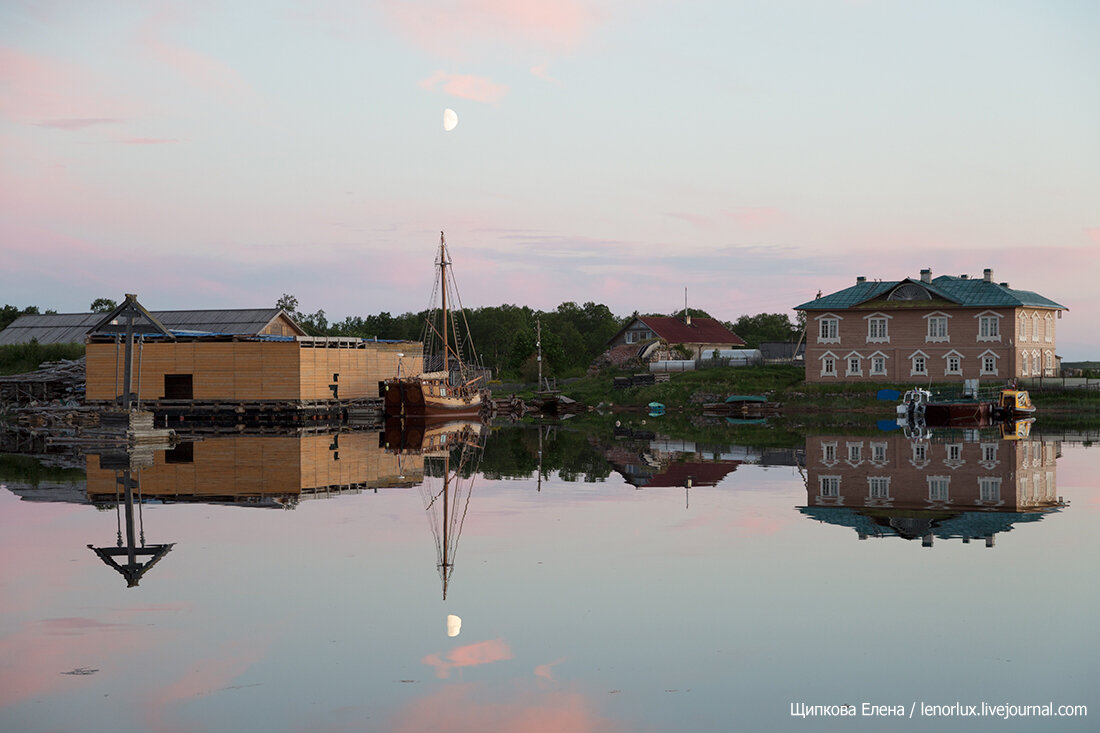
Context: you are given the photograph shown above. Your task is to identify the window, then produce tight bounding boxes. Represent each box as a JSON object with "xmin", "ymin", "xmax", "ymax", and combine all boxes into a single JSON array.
[
  {"xmin": 1033, "ymin": 313, "xmax": 1041, "ymax": 343},
  {"xmin": 870, "ymin": 354, "xmax": 887, "ymax": 376},
  {"xmin": 868, "ymin": 477, "xmax": 890, "ymax": 499},
  {"xmin": 866, "ymin": 315, "xmax": 889, "ymax": 343},
  {"xmin": 1045, "ymin": 351, "xmax": 1053, "ymax": 373},
  {"xmin": 626, "ymin": 329, "xmax": 653, "ymax": 344},
  {"xmin": 1045, "ymin": 313, "xmax": 1054, "ymax": 343},
  {"xmin": 944, "ymin": 443, "xmax": 964, "ymax": 468},
  {"xmin": 945, "ymin": 353, "xmax": 962, "ymax": 375},
  {"xmin": 981, "ymin": 353, "xmax": 998, "ymax": 376},
  {"xmin": 981, "ymin": 443, "xmax": 998, "ymax": 465},
  {"xmin": 818, "ymin": 316, "xmax": 840, "ymax": 343},
  {"xmin": 1021, "ymin": 351, "xmax": 1029, "ymax": 375},
  {"xmin": 820, "ymin": 476, "xmax": 840, "ymax": 498},
  {"xmin": 822, "ymin": 442, "xmax": 837, "ymax": 465},
  {"xmin": 979, "ymin": 478, "xmax": 1001, "ymax": 503},
  {"xmin": 1019, "ymin": 315, "xmax": 1027, "ymax": 341},
  {"xmin": 911, "ymin": 442, "xmax": 929, "ymax": 467},
  {"xmin": 926, "ymin": 315, "xmax": 949, "ymax": 343},
  {"xmin": 847, "ymin": 354, "xmax": 863, "ymax": 376},
  {"xmin": 911, "ymin": 354, "xmax": 927, "ymax": 376},
  {"xmin": 847, "ymin": 442, "xmax": 863, "ymax": 463},
  {"xmin": 871, "ymin": 442, "xmax": 887, "ymax": 464},
  {"xmin": 978, "ymin": 314, "xmax": 1000, "ymax": 341},
  {"xmin": 928, "ymin": 476, "xmax": 950, "ymax": 502},
  {"xmin": 821, "ymin": 354, "xmax": 837, "ymax": 377}
]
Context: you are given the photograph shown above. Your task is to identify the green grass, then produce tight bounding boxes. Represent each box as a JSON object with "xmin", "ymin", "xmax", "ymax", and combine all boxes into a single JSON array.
[{"xmin": 0, "ymin": 342, "xmax": 85, "ymax": 376}]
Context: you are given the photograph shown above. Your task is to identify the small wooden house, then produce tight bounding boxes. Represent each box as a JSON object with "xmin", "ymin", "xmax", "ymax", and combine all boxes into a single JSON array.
[
  {"xmin": 83, "ymin": 296, "xmax": 422, "ymax": 404},
  {"xmin": 606, "ymin": 315, "xmax": 745, "ymax": 358},
  {"xmin": 86, "ymin": 433, "xmax": 423, "ymax": 505}
]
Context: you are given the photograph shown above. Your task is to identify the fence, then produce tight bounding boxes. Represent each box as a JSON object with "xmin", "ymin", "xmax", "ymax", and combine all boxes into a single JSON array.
[{"xmin": 1020, "ymin": 376, "xmax": 1100, "ymax": 391}]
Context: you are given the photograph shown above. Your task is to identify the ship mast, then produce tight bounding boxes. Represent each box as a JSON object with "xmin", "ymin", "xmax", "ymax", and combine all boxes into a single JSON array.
[{"xmin": 440, "ymin": 231, "xmax": 449, "ymax": 375}]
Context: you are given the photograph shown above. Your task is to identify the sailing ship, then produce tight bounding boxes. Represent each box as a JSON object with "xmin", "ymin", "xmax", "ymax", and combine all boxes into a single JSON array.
[
  {"xmin": 382, "ymin": 232, "xmax": 489, "ymax": 418},
  {"xmin": 383, "ymin": 417, "xmax": 486, "ymax": 600}
]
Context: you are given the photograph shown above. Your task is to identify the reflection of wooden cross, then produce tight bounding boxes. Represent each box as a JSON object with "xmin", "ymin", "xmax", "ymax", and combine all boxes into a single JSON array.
[{"xmin": 87, "ymin": 468, "xmax": 174, "ymax": 588}]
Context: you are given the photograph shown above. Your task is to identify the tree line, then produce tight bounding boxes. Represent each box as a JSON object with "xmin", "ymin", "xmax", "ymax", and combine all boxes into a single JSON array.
[
  {"xmin": 0, "ymin": 297, "xmax": 802, "ymax": 380},
  {"xmin": 277, "ymin": 294, "xmax": 802, "ymax": 380}
]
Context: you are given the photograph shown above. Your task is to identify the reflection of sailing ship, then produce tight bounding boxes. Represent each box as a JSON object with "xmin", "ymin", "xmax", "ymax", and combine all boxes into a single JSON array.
[
  {"xmin": 385, "ymin": 418, "xmax": 486, "ymax": 599},
  {"xmin": 86, "ymin": 450, "xmax": 174, "ymax": 587},
  {"xmin": 383, "ymin": 232, "xmax": 489, "ymax": 419},
  {"xmin": 801, "ymin": 432, "xmax": 1066, "ymax": 547}
]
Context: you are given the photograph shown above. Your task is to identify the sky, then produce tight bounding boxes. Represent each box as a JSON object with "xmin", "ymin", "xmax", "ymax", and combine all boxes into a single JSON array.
[{"xmin": 1, "ymin": 0, "xmax": 1098, "ymax": 358}]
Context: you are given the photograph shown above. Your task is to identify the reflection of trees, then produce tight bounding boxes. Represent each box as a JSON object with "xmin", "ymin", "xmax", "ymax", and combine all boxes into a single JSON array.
[{"xmin": 470, "ymin": 425, "xmax": 613, "ymax": 483}]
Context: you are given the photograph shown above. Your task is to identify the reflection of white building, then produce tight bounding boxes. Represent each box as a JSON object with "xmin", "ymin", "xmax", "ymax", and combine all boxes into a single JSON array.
[{"xmin": 802, "ymin": 433, "xmax": 1063, "ymax": 547}]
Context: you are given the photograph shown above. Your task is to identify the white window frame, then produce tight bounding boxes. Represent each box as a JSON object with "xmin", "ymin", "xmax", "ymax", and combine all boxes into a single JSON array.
[
  {"xmin": 1045, "ymin": 313, "xmax": 1054, "ymax": 343},
  {"xmin": 980, "ymin": 442, "xmax": 999, "ymax": 469},
  {"xmin": 909, "ymin": 350, "xmax": 929, "ymax": 377},
  {"xmin": 821, "ymin": 441, "xmax": 838, "ymax": 466},
  {"xmin": 925, "ymin": 312, "xmax": 951, "ymax": 343},
  {"xmin": 869, "ymin": 351, "xmax": 888, "ymax": 376},
  {"xmin": 910, "ymin": 441, "xmax": 929, "ymax": 468},
  {"xmin": 864, "ymin": 312, "xmax": 891, "ymax": 343},
  {"xmin": 868, "ymin": 476, "xmax": 891, "ymax": 500},
  {"xmin": 845, "ymin": 352, "xmax": 863, "ymax": 377},
  {"xmin": 819, "ymin": 476, "xmax": 840, "ymax": 498},
  {"xmin": 820, "ymin": 351, "xmax": 838, "ymax": 378},
  {"xmin": 846, "ymin": 441, "xmax": 863, "ymax": 466},
  {"xmin": 943, "ymin": 349, "xmax": 963, "ymax": 376},
  {"xmin": 976, "ymin": 311, "xmax": 1002, "ymax": 342},
  {"xmin": 870, "ymin": 441, "xmax": 888, "ymax": 466},
  {"xmin": 1045, "ymin": 350, "xmax": 1053, "ymax": 374},
  {"xmin": 928, "ymin": 476, "xmax": 950, "ymax": 502},
  {"xmin": 816, "ymin": 313, "xmax": 841, "ymax": 344},
  {"xmin": 978, "ymin": 477, "xmax": 1002, "ymax": 504},
  {"xmin": 979, "ymin": 349, "xmax": 999, "ymax": 376},
  {"xmin": 1033, "ymin": 313, "xmax": 1041, "ymax": 343},
  {"xmin": 1019, "ymin": 313, "xmax": 1028, "ymax": 341},
  {"xmin": 944, "ymin": 443, "xmax": 965, "ymax": 469},
  {"xmin": 1021, "ymin": 351, "xmax": 1029, "ymax": 376}
]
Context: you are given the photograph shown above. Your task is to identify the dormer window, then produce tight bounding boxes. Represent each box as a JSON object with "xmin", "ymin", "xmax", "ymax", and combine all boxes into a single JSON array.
[{"xmin": 887, "ymin": 283, "xmax": 932, "ymax": 301}]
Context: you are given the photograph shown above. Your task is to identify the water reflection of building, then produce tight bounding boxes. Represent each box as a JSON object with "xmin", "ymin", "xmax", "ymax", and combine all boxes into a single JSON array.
[
  {"xmin": 801, "ymin": 432, "xmax": 1064, "ymax": 547},
  {"xmin": 605, "ymin": 436, "xmax": 803, "ymax": 490},
  {"xmin": 85, "ymin": 433, "xmax": 422, "ymax": 508}
]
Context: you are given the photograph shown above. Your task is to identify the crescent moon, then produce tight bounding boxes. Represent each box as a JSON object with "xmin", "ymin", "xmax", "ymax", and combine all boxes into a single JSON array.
[{"xmin": 443, "ymin": 108, "xmax": 458, "ymax": 132}]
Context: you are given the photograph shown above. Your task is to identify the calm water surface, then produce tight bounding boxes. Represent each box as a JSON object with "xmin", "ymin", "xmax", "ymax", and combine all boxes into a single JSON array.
[{"xmin": 1, "ymin": 423, "xmax": 1097, "ymax": 732}]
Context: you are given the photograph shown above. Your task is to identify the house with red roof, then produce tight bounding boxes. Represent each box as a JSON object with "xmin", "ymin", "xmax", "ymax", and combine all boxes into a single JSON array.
[{"xmin": 606, "ymin": 315, "xmax": 745, "ymax": 358}]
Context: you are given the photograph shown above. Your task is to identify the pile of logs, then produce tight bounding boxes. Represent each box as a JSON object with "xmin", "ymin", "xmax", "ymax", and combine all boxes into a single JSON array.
[{"xmin": 0, "ymin": 357, "xmax": 86, "ymax": 409}]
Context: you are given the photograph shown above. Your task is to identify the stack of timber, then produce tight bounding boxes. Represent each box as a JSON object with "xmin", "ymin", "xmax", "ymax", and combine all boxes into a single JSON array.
[{"xmin": 0, "ymin": 357, "xmax": 86, "ymax": 409}]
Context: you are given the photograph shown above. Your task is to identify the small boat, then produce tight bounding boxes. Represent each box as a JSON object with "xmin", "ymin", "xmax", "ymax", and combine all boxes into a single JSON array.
[
  {"xmin": 702, "ymin": 394, "xmax": 781, "ymax": 418},
  {"xmin": 647, "ymin": 401, "xmax": 666, "ymax": 417},
  {"xmin": 897, "ymin": 383, "xmax": 1035, "ymax": 428},
  {"xmin": 383, "ymin": 232, "xmax": 489, "ymax": 419}
]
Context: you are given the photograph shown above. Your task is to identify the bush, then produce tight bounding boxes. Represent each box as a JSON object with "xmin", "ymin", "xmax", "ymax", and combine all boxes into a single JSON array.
[{"xmin": 0, "ymin": 342, "xmax": 85, "ymax": 376}]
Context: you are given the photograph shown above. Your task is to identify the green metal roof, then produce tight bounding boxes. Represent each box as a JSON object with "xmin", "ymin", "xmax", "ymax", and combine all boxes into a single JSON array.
[{"xmin": 795, "ymin": 275, "xmax": 1067, "ymax": 311}]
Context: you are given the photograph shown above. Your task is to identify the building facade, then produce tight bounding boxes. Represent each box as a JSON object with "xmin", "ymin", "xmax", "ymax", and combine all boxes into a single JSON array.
[
  {"xmin": 606, "ymin": 315, "xmax": 745, "ymax": 358},
  {"xmin": 794, "ymin": 269, "xmax": 1067, "ymax": 384}
]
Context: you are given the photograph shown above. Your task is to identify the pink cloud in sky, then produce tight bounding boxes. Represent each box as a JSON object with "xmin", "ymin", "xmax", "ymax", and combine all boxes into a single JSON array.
[
  {"xmin": 136, "ymin": 14, "xmax": 258, "ymax": 101},
  {"xmin": 0, "ymin": 46, "xmax": 131, "ymax": 124},
  {"xmin": 726, "ymin": 206, "xmax": 782, "ymax": 229},
  {"xmin": 419, "ymin": 70, "xmax": 509, "ymax": 103},
  {"xmin": 423, "ymin": 638, "xmax": 513, "ymax": 678},
  {"xmin": 530, "ymin": 63, "xmax": 563, "ymax": 86},
  {"xmin": 386, "ymin": 682, "xmax": 633, "ymax": 733},
  {"xmin": 139, "ymin": 638, "xmax": 272, "ymax": 733},
  {"xmin": 117, "ymin": 137, "xmax": 180, "ymax": 145},
  {"xmin": 35, "ymin": 117, "xmax": 124, "ymax": 130},
  {"xmin": 1086, "ymin": 228, "xmax": 1100, "ymax": 245},
  {"xmin": 381, "ymin": 0, "xmax": 600, "ymax": 59},
  {"xmin": 534, "ymin": 657, "xmax": 566, "ymax": 681}
]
